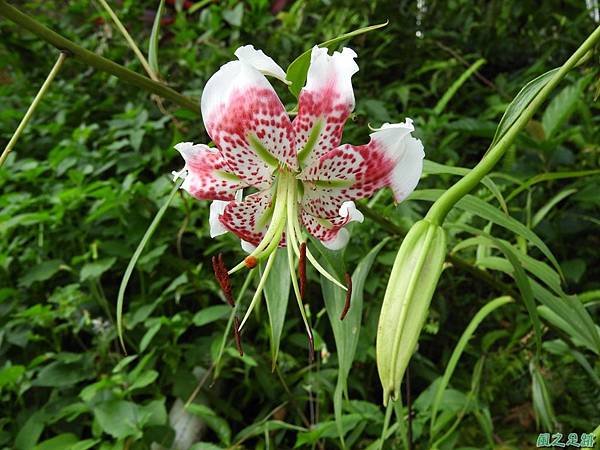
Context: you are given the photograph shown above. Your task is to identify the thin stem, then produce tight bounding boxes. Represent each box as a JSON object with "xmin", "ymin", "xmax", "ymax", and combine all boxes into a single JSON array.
[
  {"xmin": 406, "ymin": 366, "xmax": 413, "ymax": 450},
  {"xmin": 239, "ymin": 251, "xmax": 277, "ymax": 330},
  {"xmin": 0, "ymin": 51, "xmax": 66, "ymax": 167},
  {"xmin": 0, "ymin": 1, "xmax": 198, "ymax": 113},
  {"xmin": 97, "ymin": 0, "xmax": 158, "ymax": 80},
  {"xmin": 426, "ymin": 25, "xmax": 600, "ymax": 225}
]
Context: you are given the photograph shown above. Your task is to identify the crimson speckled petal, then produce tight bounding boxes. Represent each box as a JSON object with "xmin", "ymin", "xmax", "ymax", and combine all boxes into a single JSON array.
[
  {"xmin": 294, "ymin": 47, "xmax": 358, "ymax": 178},
  {"xmin": 301, "ymin": 201, "xmax": 363, "ymax": 250},
  {"xmin": 302, "ymin": 120, "xmax": 424, "ymax": 218},
  {"xmin": 174, "ymin": 142, "xmax": 244, "ymax": 201},
  {"xmin": 219, "ymin": 191, "xmax": 272, "ymax": 246},
  {"xmin": 202, "ymin": 60, "xmax": 297, "ymax": 184}
]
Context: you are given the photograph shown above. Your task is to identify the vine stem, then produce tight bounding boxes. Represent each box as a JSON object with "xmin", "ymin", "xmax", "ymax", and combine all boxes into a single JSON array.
[
  {"xmin": 0, "ymin": 0, "xmax": 199, "ymax": 113},
  {"xmin": 0, "ymin": 51, "xmax": 67, "ymax": 168},
  {"xmin": 425, "ymin": 24, "xmax": 600, "ymax": 225}
]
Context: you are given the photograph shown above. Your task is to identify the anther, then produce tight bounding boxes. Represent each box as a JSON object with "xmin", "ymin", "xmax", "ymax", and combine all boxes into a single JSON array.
[
  {"xmin": 339, "ymin": 273, "xmax": 352, "ymax": 321},
  {"xmin": 299, "ymin": 242, "xmax": 307, "ymax": 299},
  {"xmin": 233, "ymin": 316, "xmax": 244, "ymax": 356},
  {"xmin": 244, "ymin": 255, "xmax": 258, "ymax": 269},
  {"xmin": 212, "ymin": 254, "xmax": 235, "ymax": 307}
]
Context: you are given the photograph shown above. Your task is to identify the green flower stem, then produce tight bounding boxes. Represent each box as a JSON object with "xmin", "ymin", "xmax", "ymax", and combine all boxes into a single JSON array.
[
  {"xmin": 425, "ymin": 24, "xmax": 600, "ymax": 225},
  {"xmin": 97, "ymin": 0, "xmax": 158, "ymax": 80},
  {"xmin": 0, "ymin": 51, "xmax": 66, "ymax": 168},
  {"xmin": 0, "ymin": 0, "xmax": 198, "ymax": 114},
  {"xmin": 239, "ymin": 250, "xmax": 277, "ymax": 329}
]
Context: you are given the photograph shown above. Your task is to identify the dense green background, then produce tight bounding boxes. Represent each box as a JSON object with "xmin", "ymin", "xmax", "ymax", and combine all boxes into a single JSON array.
[{"xmin": 1, "ymin": 0, "xmax": 599, "ymax": 449}]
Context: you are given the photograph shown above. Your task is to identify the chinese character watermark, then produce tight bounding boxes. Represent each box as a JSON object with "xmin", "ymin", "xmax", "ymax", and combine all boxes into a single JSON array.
[{"xmin": 536, "ymin": 432, "xmax": 596, "ymax": 448}]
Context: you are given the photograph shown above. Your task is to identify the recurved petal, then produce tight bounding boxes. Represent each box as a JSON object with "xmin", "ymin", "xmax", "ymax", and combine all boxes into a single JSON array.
[
  {"xmin": 174, "ymin": 142, "xmax": 244, "ymax": 201},
  {"xmin": 294, "ymin": 47, "xmax": 358, "ymax": 176},
  {"xmin": 301, "ymin": 201, "xmax": 363, "ymax": 250},
  {"xmin": 234, "ymin": 45, "xmax": 290, "ymax": 84},
  {"xmin": 201, "ymin": 60, "xmax": 297, "ymax": 181},
  {"xmin": 301, "ymin": 119, "xmax": 424, "ymax": 218}
]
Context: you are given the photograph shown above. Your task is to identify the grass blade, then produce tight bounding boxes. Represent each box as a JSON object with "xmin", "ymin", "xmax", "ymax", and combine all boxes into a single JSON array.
[
  {"xmin": 433, "ymin": 58, "xmax": 486, "ymax": 115},
  {"xmin": 429, "ymin": 296, "xmax": 513, "ymax": 436},
  {"xmin": 116, "ymin": 178, "xmax": 182, "ymax": 352},
  {"xmin": 148, "ymin": 0, "xmax": 165, "ymax": 76}
]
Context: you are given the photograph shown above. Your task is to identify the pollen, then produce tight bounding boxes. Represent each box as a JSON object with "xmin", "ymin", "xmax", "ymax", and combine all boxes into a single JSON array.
[{"xmin": 244, "ymin": 255, "xmax": 258, "ymax": 268}]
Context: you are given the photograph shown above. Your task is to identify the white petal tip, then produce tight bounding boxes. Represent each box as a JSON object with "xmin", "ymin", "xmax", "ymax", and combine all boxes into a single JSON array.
[{"xmin": 234, "ymin": 44, "xmax": 288, "ymax": 84}]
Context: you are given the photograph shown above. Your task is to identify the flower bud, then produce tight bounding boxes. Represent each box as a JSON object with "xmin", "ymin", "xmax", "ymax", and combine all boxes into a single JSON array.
[{"xmin": 376, "ymin": 219, "xmax": 447, "ymax": 405}]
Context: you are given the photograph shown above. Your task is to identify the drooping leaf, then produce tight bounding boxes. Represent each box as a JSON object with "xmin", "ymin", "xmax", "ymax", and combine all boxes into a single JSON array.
[
  {"xmin": 321, "ymin": 239, "xmax": 387, "ymax": 447},
  {"xmin": 148, "ymin": 0, "xmax": 165, "ymax": 76},
  {"xmin": 262, "ymin": 248, "xmax": 290, "ymax": 368},
  {"xmin": 490, "ymin": 68, "xmax": 559, "ymax": 148}
]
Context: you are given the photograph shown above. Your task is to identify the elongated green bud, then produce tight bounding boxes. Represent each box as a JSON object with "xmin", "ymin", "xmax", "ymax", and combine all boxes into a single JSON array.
[{"xmin": 376, "ymin": 219, "xmax": 447, "ymax": 405}]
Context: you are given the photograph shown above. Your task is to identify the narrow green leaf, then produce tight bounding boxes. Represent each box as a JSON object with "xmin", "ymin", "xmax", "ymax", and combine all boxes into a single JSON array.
[
  {"xmin": 541, "ymin": 81, "xmax": 583, "ymax": 139},
  {"xmin": 530, "ymin": 361, "xmax": 557, "ymax": 430},
  {"xmin": 148, "ymin": 0, "xmax": 165, "ymax": 75},
  {"xmin": 186, "ymin": 404, "xmax": 232, "ymax": 445},
  {"xmin": 531, "ymin": 188, "xmax": 577, "ymax": 228},
  {"xmin": 430, "ymin": 296, "xmax": 513, "ymax": 435},
  {"xmin": 192, "ymin": 305, "xmax": 231, "ymax": 327},
  {"xmin": 451, "ymin": 224, "xmax": 542, "ymax": 355},
  {"xmin": 262, "ymin": 248, "xmax": 290, "ymax": 369},
  {"xmin": 286, "ymin": 22, "xmax": 388, "ymax": 97},
  {"xmin": 410, "ymin": 189, "xmax": 562, "ymax": 276},
  {"xmin": 423, "ymin": 160, "xmax": 508, "ymax": 213},
  {"xmin": 506, "ymin": 169, "xmax": 600, "ymax": 202},
  {"xmin": 433, "ymin": 58, "xmax": 486, "ymax": 115},
  {"xmin": 117, "ymin": 178, "xmax": 182, "ymax": 352},
  {"xmin": 321, "ymin": 239, "xmax": 388, "ymax": 447},
  {"xmin": 490, "ymin": 68, "xmax": 559, "ymax": 148}
]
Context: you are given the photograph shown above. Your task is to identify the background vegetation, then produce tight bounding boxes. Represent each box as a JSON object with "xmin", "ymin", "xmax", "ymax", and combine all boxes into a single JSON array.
[{"xmin": 0, "ymin": 0, "xmax": 599, "ymax": 449}]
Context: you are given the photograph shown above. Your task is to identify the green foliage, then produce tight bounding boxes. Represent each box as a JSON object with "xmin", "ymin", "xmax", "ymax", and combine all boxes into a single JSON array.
[{"xmin": 1, "ymin": 0, "xmax": 599, "ymax": 449}]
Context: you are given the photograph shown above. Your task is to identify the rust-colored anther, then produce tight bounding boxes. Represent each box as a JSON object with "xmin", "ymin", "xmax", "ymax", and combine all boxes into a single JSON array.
[
  {"xmin": 233, "ymin": 316, "xmax": 244, "ymax": 356},
  {"xmin": 299, "ymin": 242, "xmax": 307, "ymax": 299},
  {"xmin": 244, "ymin": 255, "xmax": 258, "ymax": 269},
  {"xmin": 212, "ymin": 254, "xmax": 235, "ymax": 307},
  {"xmin": 339, "ymin": 272, "xmax": 352, "ymax": 321}
]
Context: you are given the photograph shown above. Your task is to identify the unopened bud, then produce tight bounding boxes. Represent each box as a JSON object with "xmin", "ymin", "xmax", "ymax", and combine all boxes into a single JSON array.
[{"xmin": 376, "ymin": 219, "xmax": 447, "ymax": 405}]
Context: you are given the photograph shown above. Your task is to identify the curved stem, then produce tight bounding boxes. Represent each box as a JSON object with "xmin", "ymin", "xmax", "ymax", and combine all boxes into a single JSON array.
[
  {"xmin": 97, "ymin": 0, "xmax": 158, "ymax": 81},
  {"xmin": 0, "ymin": 51, "xmax": 67, "ymax": 167},
  {"xmin": 425, "ymin": 24, "xmax": 600, "ymax": 225},
  {"xmin": 0, "ymin": 0, "xmax": 198, "ymax": 113},
  {"xmin": 239, "ymin": 250, "xmax": 277, "ymax": 330}
]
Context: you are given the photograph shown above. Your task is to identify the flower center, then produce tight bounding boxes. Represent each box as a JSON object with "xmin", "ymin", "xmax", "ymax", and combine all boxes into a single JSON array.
[{"xmin": 220, "ymin": 168, "xmax": 351, "ymax": 362}]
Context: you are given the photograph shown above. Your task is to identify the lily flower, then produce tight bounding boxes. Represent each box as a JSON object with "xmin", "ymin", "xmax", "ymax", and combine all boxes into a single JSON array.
[{"xmin": 173, "ymin": 45, "xmax": 424, "ymax": 359}]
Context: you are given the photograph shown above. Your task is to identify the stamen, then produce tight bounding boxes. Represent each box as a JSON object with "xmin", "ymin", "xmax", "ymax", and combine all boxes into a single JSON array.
[
  {"xmin": 239, "ymin": 251, "xmax": 277, "ymax": 330},
  {"xmin": 339, "ymin": 272, "xmax": 353, "ymax": 320},
  {"xmin": 233, "ymin": 315, "xmax": 243, "ymax": 356},
  {"xmin": 299, "ymin": 242, "xmax": 307, "ymax": 299},
  {"xmin": 212, "ymin": 254, "xmax": 235, "ymax": 307},
  {"xmin": 244, "ymin": 255, "xmax": 258, "ymax": 269}
]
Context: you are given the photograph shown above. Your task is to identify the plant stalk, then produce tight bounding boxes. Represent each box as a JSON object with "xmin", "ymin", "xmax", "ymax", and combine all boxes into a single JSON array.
[
  {"xmin": 426, "ymin": 24, "xmax": 600, "ymax": 225},
  {"xmin": 0, "ymin": 0, "xmax": 199, "ymax": 113},
  {"xmin": 0, "ymin": 51, "xmax": 67, "ymax": 167}
]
